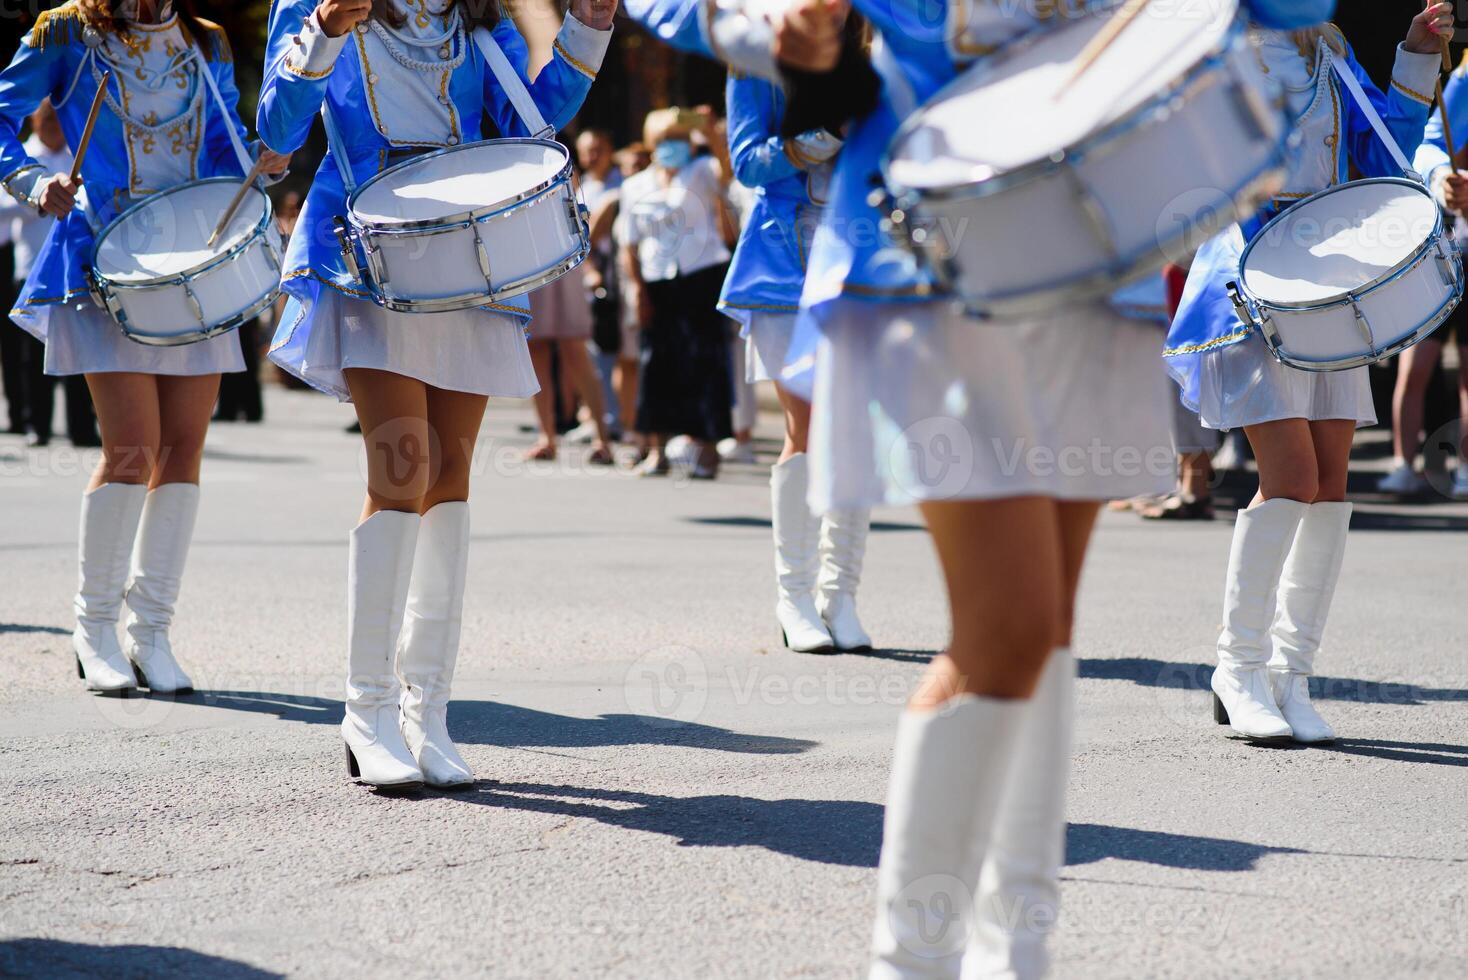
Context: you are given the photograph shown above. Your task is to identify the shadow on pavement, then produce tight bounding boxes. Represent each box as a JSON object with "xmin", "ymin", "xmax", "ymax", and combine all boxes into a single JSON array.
[
  {"xmin": 836, "ymin": 648, "xmax": 937, "ymax": 664},
  {"xmin": 188, "ymin": 692, "xmax": 816, "ymax": 755},
  {"xmin": 450, "ymin": 785, "xmax": 1315, "ymax": 872},
  {"xmin": 0, "ymin": 939, "xmax": 280, "ymax": 979},
  {"xmin": 455, "ymin": 780, "xmax": 883, "ymax": 867},
  {"xmin": 1314, "ymin": 738, "xmax": 1468, "ymax": 767},
  {"xmin": 1066, "ymin": 823, "xmax": 1305, "ymax": 871},
  {"xmin": 1080, "ymin": 657, "xmax": 1468, "ymax": 705},
  {"xmin": 0, "ymin": 623, "xmax": 69, "ymax": 636}
]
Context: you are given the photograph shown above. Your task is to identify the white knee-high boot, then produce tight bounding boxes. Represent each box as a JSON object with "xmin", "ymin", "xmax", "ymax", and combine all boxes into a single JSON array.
[
  {"xmin": 73, "ymin": 483, "xmax": 148, "ymax": 694},
  {"xmin": 343, "ymin": 510, "xmax": 423, "ymax": 790},
  {"xmin": 123, "ymin": 483, "xmax": 200, "ymax": 693},
  {"xmin": 771, "ymin": 454, "xmax": 835, "ymax": 653},
  {"xmin": 818, "ymin": 508, "xmax": 873, "ymax": 651},
  {"xmin": 870, "ymin": 696, "xmax": 1028, "ymax": 979},
  {"xmin": 397, "ymin": 501, "xmax": 475, "ymax": 788},
  {"xmin": 1211, "ymin": 498, "xmax": 1306, "ymax": 743},
  {"xmin": 964, "ymin": 651, "xmax": 1075, "ymax": 980},
  {"xmin": 1268, "ymin": 502, "xmax": 1350, "ymax": 743}
]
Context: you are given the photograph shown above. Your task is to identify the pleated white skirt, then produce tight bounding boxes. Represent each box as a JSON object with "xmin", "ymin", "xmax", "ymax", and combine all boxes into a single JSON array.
[
  {"xmin": 808, "ymin": 298, "xmax": 1175, "ymax": 511},
  {"xmin": 34, "ymin": 301, "xmax": 243, "ymax": 377},
  {"xmin": 270, "ymin": 290, "xmax": 539, "ymax": 402},
  {"xmin": 1194, "ymin": 331, "xmax": 1376, "ymax": 431}
]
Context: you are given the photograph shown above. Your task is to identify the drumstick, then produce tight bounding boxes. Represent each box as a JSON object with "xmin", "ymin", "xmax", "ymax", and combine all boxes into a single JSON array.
[
  {"xmin": 207, "ymin": 155, "xmax": 268, "ymax": 249},
  {"xmin": 69, "ymin": 71, "xmax": 111, "ymax": 183},
  {"xmin": 1054, "ymin": 0, "xmax": 1152, "ymax": 100},
  {"xmin": 1437, "ymin": 77, "xmax": 1458, "ymax": 169}
]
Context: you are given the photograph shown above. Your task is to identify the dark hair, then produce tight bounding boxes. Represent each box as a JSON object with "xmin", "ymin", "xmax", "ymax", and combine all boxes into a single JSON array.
[
  {"xmin": 372, "ymin": 0, "xmax": 501, "ymax": 31},
  {"xmin": 77, "ymin": 0, "xmax": 231, "ymax": 61}
]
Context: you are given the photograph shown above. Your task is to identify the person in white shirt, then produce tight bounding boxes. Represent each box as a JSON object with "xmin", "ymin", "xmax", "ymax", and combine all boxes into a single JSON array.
[
  {"xmin": 616, "ymin": 108, "xmax": 737, "ymax": 478},
  {"xmin": 5, "ymin": 101, "xmax": 97, "ymax": 447}
]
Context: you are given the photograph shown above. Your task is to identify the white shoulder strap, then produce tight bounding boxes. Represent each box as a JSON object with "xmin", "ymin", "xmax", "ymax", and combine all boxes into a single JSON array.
[
  {"xmin": 1329, "ymin": 49, "xmax": 1416, "ymax": 180},
  {"xmin": 192, "ymin": 47, "xmax": 256, "ymax": 176},
  {"xmin": 471, "ymin": 26, "xmax": 554, "ymax": 140},
  {"xmin": 320, "ymin": 101, "xmax": 357, "ymax": 194}
]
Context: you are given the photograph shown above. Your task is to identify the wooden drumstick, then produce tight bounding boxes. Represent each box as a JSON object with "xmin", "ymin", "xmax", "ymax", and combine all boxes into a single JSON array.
[
  {"xmin": 1054, "ymin": 0, "xmax": 1152, "ymax": 100},
  {"xmin": 1437, "ymin": 76, "xmax": 1458, "ymax": 168},
  {"xmin": 69, "ymin": 71, "xmax": 111, "ymax": 183},
  {"xmin": 207, "ymin": 155, "xmax": 268, "ymax": 249}
]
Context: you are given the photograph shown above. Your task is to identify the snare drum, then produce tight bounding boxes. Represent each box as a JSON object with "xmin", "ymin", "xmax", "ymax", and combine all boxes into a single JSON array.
[
  {"xmin": 89, "ymin": 178, "xmax": 283, "ymax": 347},
  {"xmin": 1227, "ymin": 178, "xmax": 1464, "ymax": 372},
  {"xmin": 336, "ymin": 138, "xmax": 590, "ymax": 314},
  {"xmin": 881, "ymin": 0, "xmax": 1287, "ymax": 317}
]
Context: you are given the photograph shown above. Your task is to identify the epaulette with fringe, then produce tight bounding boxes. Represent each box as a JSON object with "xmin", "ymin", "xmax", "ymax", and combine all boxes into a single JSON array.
[
  {"xmin": 24, "ymin": 2, "xmax": 85, "ymax": 51},
  {"xmin": 186, "ymin": 17, "xmax": 233, "ymax": 63}
]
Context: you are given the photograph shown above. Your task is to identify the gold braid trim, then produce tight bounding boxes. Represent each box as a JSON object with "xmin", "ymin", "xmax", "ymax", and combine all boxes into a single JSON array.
[{"xmin": 25, "ymin": 3, "xmax": 86, "ymax": 50}]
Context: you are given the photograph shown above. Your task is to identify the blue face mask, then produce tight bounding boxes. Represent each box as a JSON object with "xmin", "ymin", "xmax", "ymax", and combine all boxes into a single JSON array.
[{"xmin": 654, "ymin": 139, "xmax": 693, "ymax": 170}]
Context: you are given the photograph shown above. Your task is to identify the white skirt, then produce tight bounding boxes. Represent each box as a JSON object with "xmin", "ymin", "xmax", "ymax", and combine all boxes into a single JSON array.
[
  {"xmin": 271, "ymin": 289, "xmax": 539, "ymax": 402},
  {"xmin": 808, "ymin": 299, "xmax": 1175, "ymax": 511},
  {"xmin": 1195, "ymin": 331, "xmax": 1376, "ymax": 431},
  {"xmin": 37, "ymin": 301, "xmax": 243, "ymax": 377},
  {"xmin": 745, "ymin": 311, "xmax": 797, "ymax": 384}
]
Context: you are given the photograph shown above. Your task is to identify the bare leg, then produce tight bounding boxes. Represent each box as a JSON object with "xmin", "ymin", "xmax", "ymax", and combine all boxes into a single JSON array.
[
  {"xmin": 1390, "ymin": 338, "xmax": 1441, "ymax": 467},
  {"xmin": 85, "ymin": 372, "xmax": 163, "ymax": 490},
  {"xmin": 152, "ymin": 374, "xmax": 220, "ymax": 487},
  {"xmin": 614, "ymin": 355, "xmax": 640, "ymax": 449},
  {"xmin": 558, "ymin": 339, "xmax": 612, "ymax": 454},
  {"xmin": 1308, "ymin": 419, "xmax": 1356, "ymax": 503},
  {"xmin": 525, "ymin": 340, "xmax": 557, "ymax": 459},
  {"xmin": 1244, "ymin": 417, "xmax": 1321, "ymax": 504},
  {"xmin": 913, "ymin": 497, "xmax": 1067, "ymax": 707},
  {"xmin": 422, "ymin": 385, "xmax": 489, "ymax": 510},
  {"xmin": 343, "ymin": 367, "xmax": 430, "ymax": 520},
  {"xmin": 774, "ymin": 382, "xmax": 811, "ymax": 463}
]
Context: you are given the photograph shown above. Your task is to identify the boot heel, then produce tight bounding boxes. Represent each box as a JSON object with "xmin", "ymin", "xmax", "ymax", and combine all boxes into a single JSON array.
[
  {"xmin": 75, "ymin": 655, "xmax": 85, "ymax": 680},
  {"xmin": 1212, "ymin": 693, "xmax": 1230, "ymax": 726},
  {"xmin": 131, "ymin": 661, "xmax": 147, "ymax": 688},
  {"xmin": 344, "ymin": 744, "xmax": 360, "ymax": 779}
]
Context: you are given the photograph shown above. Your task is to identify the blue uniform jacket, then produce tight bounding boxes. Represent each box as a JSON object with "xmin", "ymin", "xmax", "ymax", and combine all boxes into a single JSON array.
[
  {"xmin": 1164, "ymin": 36, "xmax": 1435, "ymax": 412},
  {"xmin": 718, "ymin": 74, "xmax": 825, "ymax": 326},
  {"xmin": 258, "ymin": 0, "xmax": 604, "ymax": 381},
  {"xmin": 0, "ymin": 3, "xmax": 249, "ymax": 334}
]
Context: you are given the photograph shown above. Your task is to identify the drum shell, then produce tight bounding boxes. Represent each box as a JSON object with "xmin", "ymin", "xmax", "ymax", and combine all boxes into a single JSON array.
[
  {"xmin": 90, "ymin": 179, "xmax": 284, "ymax": 347},
  {"xmin": 344, "ymin": 140, "xmax": 591, "ymax": 314},
  {"xmin": 887, "ymin": 19, "xmax": 1285, "ymax": 316},
  {"xmin": 1251, "ymin": 237, "xmax": 1463, "ymax": 371},
  {"xmin": 357, "ymin": 180, "xmax": 584, "ymax": 310}
]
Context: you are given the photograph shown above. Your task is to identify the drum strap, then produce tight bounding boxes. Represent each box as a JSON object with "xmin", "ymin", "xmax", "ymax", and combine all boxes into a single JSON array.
[
  {"xmin": 191, "ymin": 48, "xmax": 257, "ymax": 177},
  {"xmin": 1329, "ymin": 54, "xmax": 1417, "ymax": 181},
  {"xmin": 320, "ymin": 102, "xmax": 357, "ymax": 194},
  {"xmin": 470, "ymin": 27, "xmax": 554, "ymax": 140}
]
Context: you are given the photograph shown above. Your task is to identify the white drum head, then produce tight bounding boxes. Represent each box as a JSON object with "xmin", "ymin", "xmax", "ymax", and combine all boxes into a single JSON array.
[
  {"xmin": 887, "ymin": 0, "xmax": 1237, "ymax": 189},
  {"xmin": 1242, "ymin": 181, "xmax": 1438, "ymax": 305},
  {"xmin": 96, "ymin": 180, "xmax": 267, "ymax": 283},
  {"xmin": 353, "ymin": 140, "xmax": 568, "ymax": 224}
]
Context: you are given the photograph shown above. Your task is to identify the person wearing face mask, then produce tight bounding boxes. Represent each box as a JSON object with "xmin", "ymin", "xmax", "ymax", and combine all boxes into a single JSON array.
[{"xmin": 615, "ymin": 107, "xmax": 738, "ymax": 479}]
